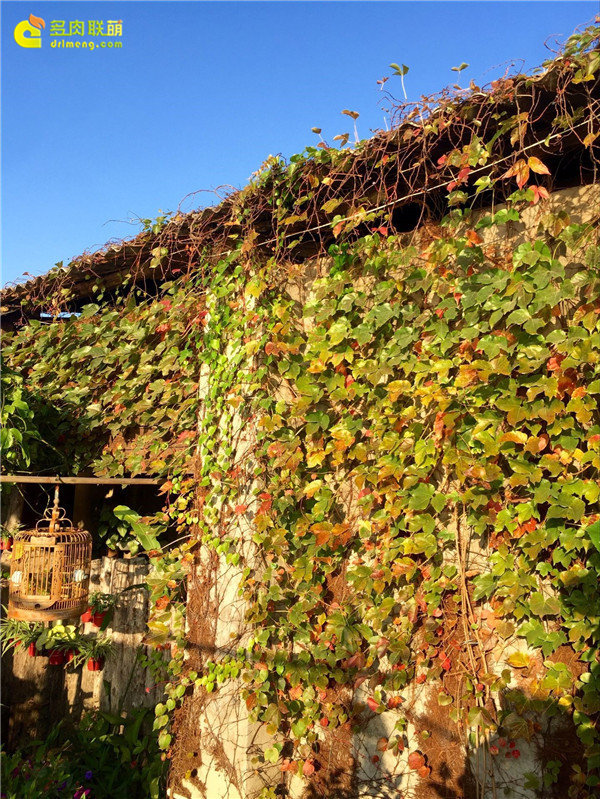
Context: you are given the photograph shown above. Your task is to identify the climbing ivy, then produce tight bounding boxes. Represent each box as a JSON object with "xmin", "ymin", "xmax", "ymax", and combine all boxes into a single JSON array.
[{"xmin": 3, "ymin": 24, "xmax": 600, "ymax": 797}]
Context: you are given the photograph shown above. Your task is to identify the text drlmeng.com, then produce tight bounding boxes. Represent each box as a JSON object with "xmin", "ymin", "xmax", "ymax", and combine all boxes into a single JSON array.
[{"xmin": 51, "ymin": 39, "xmax": 122, "ymax": 50}]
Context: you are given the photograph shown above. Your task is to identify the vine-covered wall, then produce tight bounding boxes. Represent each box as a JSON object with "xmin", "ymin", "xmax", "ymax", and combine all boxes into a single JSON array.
[{"xmin": 2, "ymin": 25, "xmax": 599, "ymax": 799}]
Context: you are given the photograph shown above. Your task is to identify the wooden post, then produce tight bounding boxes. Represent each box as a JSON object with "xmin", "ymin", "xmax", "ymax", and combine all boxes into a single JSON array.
[{"xmin": 1, "ymin": 484, "xmax": 24, "ymax": 533}]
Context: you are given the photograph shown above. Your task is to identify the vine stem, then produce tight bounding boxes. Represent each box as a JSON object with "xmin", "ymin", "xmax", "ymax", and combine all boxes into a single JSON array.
[{"xmin": 454, "ymin": 500, "xmax": 498, "ymax": 799}]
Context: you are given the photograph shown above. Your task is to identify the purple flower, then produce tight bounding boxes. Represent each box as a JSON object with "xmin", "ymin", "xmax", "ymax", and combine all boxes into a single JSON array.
[{"xmin": 85, "ymin": 771, "xmax": 93, "ymax": 780}]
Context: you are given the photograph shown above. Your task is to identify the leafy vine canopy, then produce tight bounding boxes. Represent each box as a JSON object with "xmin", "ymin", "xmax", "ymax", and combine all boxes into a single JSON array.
[{"xmin": 2, "ymin": 22, "xmax": 600, "ymax": 799}]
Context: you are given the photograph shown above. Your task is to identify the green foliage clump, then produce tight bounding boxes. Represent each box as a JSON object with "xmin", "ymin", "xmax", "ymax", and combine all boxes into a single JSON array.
[{"xmin": 0, "ymin": 710, "xmax": 166, "ymax": 799}]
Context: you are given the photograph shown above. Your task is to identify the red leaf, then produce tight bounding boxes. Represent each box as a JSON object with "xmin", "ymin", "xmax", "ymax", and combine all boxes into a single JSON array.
[
  {"xmin": 407, "ymin": 751, "xmax": 426, "ymax": 770},
  {"xmin": 366, "ymin": 696, "xmax": 379, "ymax": 712},
  {"xmin": 531, "ymin": 185, "xmax": 550, "ymax": 205},
  {"xmin": 302, "ymin": 760, "xmax": 316, "ymax": 776},
  {"xmin": 234, "ymin": 504, "xmax": 248, "ymax": 515}
]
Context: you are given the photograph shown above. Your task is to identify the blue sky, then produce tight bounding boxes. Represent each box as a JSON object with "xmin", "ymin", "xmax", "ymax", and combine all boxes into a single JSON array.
[{"xmin": 1, "ymin": 1, "xmax": 596, "ymax": 286}]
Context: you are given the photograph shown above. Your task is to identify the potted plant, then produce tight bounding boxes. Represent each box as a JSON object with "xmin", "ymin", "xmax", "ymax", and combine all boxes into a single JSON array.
[
  {"xmin": 81, "ymin": 592, "xmax": 118, "ymax": 627},
  {"xmin": 0, "ymin": 526, "xmax": 14, "ymax": 552},
  {"xmin": 36, "ymin": 623, "xmax": 80, "ymax": 664},
  {"xmin": 0, "ymin": 615, "xmax": 42, "ymax": 656},
  {"xmin": 71, "ymin": 635, "xmax": 114, "ymax": 671}
]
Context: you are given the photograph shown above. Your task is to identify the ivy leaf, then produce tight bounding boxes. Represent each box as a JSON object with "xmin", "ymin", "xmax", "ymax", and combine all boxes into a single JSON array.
[
  {"xmin": 408, "ymin": 482, "xmax": 434, "ymax": 511},
  {"xmin": 503, "ymin": 159, "xmax": 530, "ymax": 189},
  {"xmin": 507, "ymin": 652, "xmax": 530, "ymax": 669},
  {"xmin": 264, "ymin": 745, "xmax": 281, "ymax": 763},
  {"xmin": 587, "ymin": 519, "xmax": 600, "ymax": 554},
  {"xmin": 528, "ymin": 156, "xmax": 550, "ymax": 175}
]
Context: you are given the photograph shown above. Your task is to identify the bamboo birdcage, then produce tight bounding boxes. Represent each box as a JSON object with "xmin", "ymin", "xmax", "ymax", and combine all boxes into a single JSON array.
[{"xmin": 8, "ymin": 491, "xmax": 92, "ymax": 622}]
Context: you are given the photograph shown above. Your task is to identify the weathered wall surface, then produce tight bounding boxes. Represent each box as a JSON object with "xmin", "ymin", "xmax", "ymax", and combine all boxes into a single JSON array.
[{"xmin": 166, "ymin": 182, "xmax": 599, "ymax": 799}]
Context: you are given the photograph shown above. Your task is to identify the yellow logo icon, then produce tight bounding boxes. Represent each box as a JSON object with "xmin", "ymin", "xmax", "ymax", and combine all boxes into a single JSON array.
[{"xmin": 14, "ymin": 14, "xmax": 45, "ymax": 48}]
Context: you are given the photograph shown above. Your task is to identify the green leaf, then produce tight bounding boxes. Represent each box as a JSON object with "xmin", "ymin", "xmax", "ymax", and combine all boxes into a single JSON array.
[
  {"xmin": 587, "ymin": 520, "xmax": 600, "ymax": 554},
  {"xmin": 389, "ymin": 63, "xmax": 409, "ymax": 76}
]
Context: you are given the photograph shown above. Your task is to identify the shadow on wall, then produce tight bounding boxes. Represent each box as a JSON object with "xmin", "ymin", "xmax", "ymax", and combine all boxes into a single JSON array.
[{"xmin": 298, "ymin": 682, "xmax": 593, "ymax": 799}]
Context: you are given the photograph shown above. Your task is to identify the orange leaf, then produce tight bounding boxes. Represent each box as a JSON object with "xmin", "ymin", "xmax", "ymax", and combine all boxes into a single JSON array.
[
  {"xmin": 503, "ymin": 159, "xmax": 529, "ymax": 189},
  {"xmin": 466, "ymin": 229, "xmax": 482, "ymax": 246}
]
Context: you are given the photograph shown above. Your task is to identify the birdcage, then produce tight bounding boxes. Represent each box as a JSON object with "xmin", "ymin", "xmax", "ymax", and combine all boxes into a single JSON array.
[{"xmin": 8, "ymin": 490, "xmax": 92, "ymax": 622}]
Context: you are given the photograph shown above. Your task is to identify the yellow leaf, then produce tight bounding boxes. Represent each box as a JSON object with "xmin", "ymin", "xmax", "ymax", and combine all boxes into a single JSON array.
[
  {"xmin": 528, "ymin": 156, "xmax": 550, "ymax": 175},
  {"xmin": 507, "ymin": 651, "xmax": 530, "ymax": 668},
  {"xmin": 304, "ymin": 480, "xmax": 323, "ymax": 498},
  {"xmin": 307, "ymin": 449, "xmax": 327, "ymax": 468},
  {"xmin": 500, "ymin": 431, "xmax": 528, "ymax": 445}
]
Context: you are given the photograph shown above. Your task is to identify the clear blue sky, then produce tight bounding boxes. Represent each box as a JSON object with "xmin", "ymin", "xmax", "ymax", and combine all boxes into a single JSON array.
[{"xmin": 1, "ymin": 1, "xmax": 596, "ymax": 286}]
